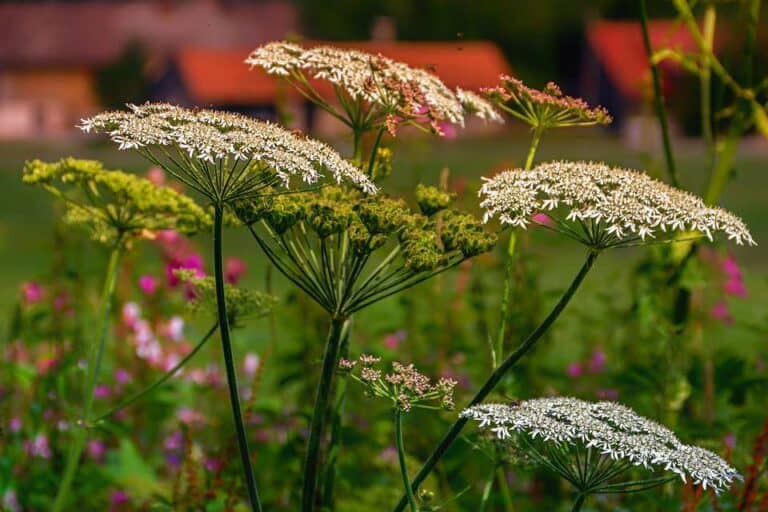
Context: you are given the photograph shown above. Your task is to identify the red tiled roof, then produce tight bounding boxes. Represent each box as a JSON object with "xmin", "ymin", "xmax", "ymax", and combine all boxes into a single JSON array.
[
  {"xmin": 176, "ymin": 41, "xmax": 511, "ymax": 105},
  {"xmin": 587, "ymin": 20, "xmax": 712, "ymax": 101}
]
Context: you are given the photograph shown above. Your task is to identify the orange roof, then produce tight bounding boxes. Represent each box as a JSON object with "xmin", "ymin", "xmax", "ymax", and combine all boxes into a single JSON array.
[
  {"xmin": 587, "ymin": 20, "xmax": 712, "ymax": 101},
  {"xmin": 176, "ymin": 41, "xmax": 511, "ymax": 105}
]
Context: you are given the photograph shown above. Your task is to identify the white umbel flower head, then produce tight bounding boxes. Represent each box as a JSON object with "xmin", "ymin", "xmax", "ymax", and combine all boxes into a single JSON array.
[
  {"xmin": 80, "ymin": 103, "xmax": 377, "ymax": 200},
  {"xmin": 246, "ymin": 41, "xmax": 500, "ymax": 133},
  {"xmin": 479, "ymin": 161, "xmax": 755, "ymax": 248},
  {"xmin": 461, "ymin": 397, "xmax": 741, "ymax": 493}
]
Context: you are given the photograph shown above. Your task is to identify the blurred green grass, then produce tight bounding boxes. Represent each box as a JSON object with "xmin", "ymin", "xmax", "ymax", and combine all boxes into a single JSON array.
[{"xmin": 1, "ymin": 130, "xmax": 765, "ymax": 346}]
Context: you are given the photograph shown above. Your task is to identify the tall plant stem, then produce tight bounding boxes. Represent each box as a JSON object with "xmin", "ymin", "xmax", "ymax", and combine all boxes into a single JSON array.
[
  {"xmin": 302, "ymin": 315, "xmax": 347, "ymax": 511},
  {"xmin": 320, "ymin": 318, "xmax": 353, "ymax": 509},
  {"xmin": 700, "ymin": 5, "xmax": 716, "ymax": 158},
  {"xmin": 53, "ymin": 242, "xmax": 123, "ymax": 512},
  {"xmin": 496, "ymin": 467, "xmax": 514, "ymax": 512},
  {"xmin": 396, "ymin": 409, "xmax": 418, "ymax": 512},
  {"xmin": 571, "ymin": 494, "xmax": 586, "ymax": 512},
  {"xmin": 214, "ymin": 206, "xmax": 262, "ymax": 512},
  {"xmin": 95, "ymin": 323, "xmax": 218, "ymax": 422},
  {"xmin": 393, "ymin": 250, "xmax": 599, "ymax": 512},
  {"xmin": 524, "ymin": 127, "xmax": 543, "ymax": 170},
  {"xmin": 495, "ymin": 233, "xmax": 516, "ymax": 367},
  {"xmin": 640, "ymin": 0, "xmax": 679, "ymax": 187}
]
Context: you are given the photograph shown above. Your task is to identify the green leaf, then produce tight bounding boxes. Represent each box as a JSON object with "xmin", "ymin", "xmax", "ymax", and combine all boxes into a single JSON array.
[{"xmin": 104, "ymin": 439, "xmax": 168, "ymax": 501}]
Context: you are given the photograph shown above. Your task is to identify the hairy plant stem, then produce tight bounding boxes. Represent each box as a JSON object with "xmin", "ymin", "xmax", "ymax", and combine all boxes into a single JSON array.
[
  {"xmin": 393, "ymin": 249, "xmax": 599, "ymax": 512},
  {"xmin": 494, "ymin": 233, "xmax": 516, "ymax": 367},
  {"xmin": 302, "ymin": 315, "xmax": 347, "ymax": 511},
  {"xmin": 396, "ymin": 409, "xmax": 419, "ymax": 512},
  {"xmin": 640, "ymin": 0, "xmax": 679, "ymax": 187},
  {"xmin": 214, "ymin": 206, "xmax": 262, "ymax": 512},
  {"xmin": 320, "ymin": 318, "xmax": 353, "ymax": 509},
  {"xmin": 571, "ymin": 494, "xmax": 586, "ymax": 512},
  {"xmin": 53, "ymin": 241, "xmax": 123, "ymax": 512},
  {"xmin": 95, "ymin": 323, "xmax": 218, "ymax": 423}
]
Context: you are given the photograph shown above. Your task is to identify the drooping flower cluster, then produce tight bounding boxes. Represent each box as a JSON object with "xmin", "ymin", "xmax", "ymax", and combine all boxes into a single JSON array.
[
  {"xmin": 80, "ymin": 103, "xmax": 377, "ymax": 201},
  {"xmin": 340, "ymin": 354, "xmax": 457, "ymax": 412},
  {"xmin": 246, "ymin": 41, "xmax": 501, "ymax": 135},
  {"xmin": 483, "ymin": 76, "xmax": 612, "ymax": 129},
  {"xmin": 461, "ymin": 397, "xmax": 741, "ymax": 492},
  {"xmin": 174, "ymin": 269, "xmax": 277, "ymax": 328},
  {"xmin": 22, "ymin": 158, "xmax": 211, "ymax": 246},
  {"xmin": 234, "ymin": 185, "xmax": 496, "ymax": 314},
  {"xmin": 479, "ymin": 161, "xmax": 755, "ymax": 248}
]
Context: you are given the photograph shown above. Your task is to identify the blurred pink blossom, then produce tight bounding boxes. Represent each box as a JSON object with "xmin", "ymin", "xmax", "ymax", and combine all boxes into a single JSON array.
[
  {"xmin": 114, "ymin": 368, "xmax": 132, "ymax": 385},
  {"xmin": 567, "ymin": 362, "xmax": 583, "ymax": 378},
  {"xmin": 721, "ymin": 254, "xmax": 742, "ymax": 279},
  {"xmin": 110, "ymin": 489, "xmax": 130, "ymax": 511},
  {"xmin": 723, "ymin": 433, "xmax": 737, "ymax": 450},
  {"xmin": 167, "ymin": 254, "xmax": 206, "ymax": 287},
  {"xmin": 138, "ymin": 275, "xmax": 158, "ymax": 295},
  {"xmin": 94, "ymin": 385, "xmax": 111, "ymax": 399},
  {"xmin": 122, "ymin": 302, "xmax": 141, "ymax": 328},
  {"xmin": 711, "ymin": 301, "xmax": 733, "ymax": 325},
  {"xmin": 177, "ymin": 407, "xmax": 206, "ymax": 426},
  {"xmin": 146, "ymin": 167, "xmax": 166, "ymax": 185},
  {"xmin": 162, "ymin": 316, "xmax": 185, "ymax": 342},
  {"xmin": 87, "ymin": 440, "xmax": 107, "ymax": 463},
  {"xmin": 204, "ymin": 457, "xmax": 224, "ymax": 472},
  {"xmin": 25, "ymin": 433, "xmax": 52, "ymax": 459},
  {"xmin": 9, "ymin": 417, "xmax": 21, "ymax": 433},
  {"xmin": 596, "ymin": 388, "xmax": 619, "ymax": 400},
  {"xmin": 588, "ymin": 350, "xmax": 606, "ymax": 373},
  {"xmin": 225, "ymin": 258, "xmax": 247, "ymax": 284},
  {"xmin": 243, "ymin": 353, "xmax": 261, "ymax": 379},
  {"xmin": 383, "ymin": 330, "xmax": 407, "ymax": 350},
  {"xmin": 531, "ymin": 212, "xmax": 553, "ymax": 227},
  {"xmin": 437, "ymin": 122, "xmax": 458, "ymax": 139},
  {"xmin": 21, "ymin": 281, "xmax": 43, "ymax": 304},
  {"xmin": 377, "ymin": 445, "xmax": 398, "ymax": 465},
  {"xmin": 2, "ymin": 490, "xmax": 20, "ymax": 512},
  {"xmin": 724, "ymin": 278, "xmax": 747, "ymax": 298}
]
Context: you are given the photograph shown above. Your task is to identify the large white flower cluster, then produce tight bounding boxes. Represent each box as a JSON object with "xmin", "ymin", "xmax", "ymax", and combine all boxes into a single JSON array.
[{"xmin": 462, "ymin": 397, "xmax": 741, "ymax": 492}]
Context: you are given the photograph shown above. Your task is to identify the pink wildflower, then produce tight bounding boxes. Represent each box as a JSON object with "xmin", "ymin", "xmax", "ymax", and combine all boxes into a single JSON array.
[
  {"xmin": 596, "ymin": 388, "xmax": 619, "ymax": 400},
  {"xmin": 711, "ymin": 301, "xmax": 733, "ymax": 325},
  {"xmin": 146, "ymin": 167, "xmax": 166, "ymax": 185},
  {"xmin": 87, "ymin": 440, "xmax": 107, "ymax": 463},
  {"xmin": 21, "ymin": 281, "xmax": 43, "ymax": 304},
  {"xmin": 225, "ymin": 258, "xmax": 247, "ymax": 284},
  {"xmin": 138, "ymin": 275, "xmax": 158, "ymax": 295},
  {"xmin": 588, "ymin": 350, "xmax": 606, "ymax": 374},
  {"xmin": 25, "ymin": 433, "xmax": 52, "ymax": 459},
  {"xmin": 567, "ymin": 362, "xmax": 583, "ymax": 378},
  {"xmin": 243, "ymin": 353, "xmax": 260, "ymax": 379},
  {"xmin": 531, "ymin": 212, "xmax": 553, "ymax": 227}
]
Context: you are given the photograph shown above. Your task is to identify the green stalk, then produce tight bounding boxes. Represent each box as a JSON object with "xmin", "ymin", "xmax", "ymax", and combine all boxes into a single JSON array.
[
  {"xmin": 495, "ymin": 233, "xmax": 516, "ymax": 367},
  {"xmin": 393, "ymin": 250, "xmax": 599, "ymax": 512},
  {"xmin": 320, "ymin": 318, "xmax": 353, "ymax": 509},
  {"xmin": 53, "ymin": 242, "xmax": 123, "ymax": 512},
  {"xmin": 367, "ymin": 127, "xmax": 386, "ymax": 178},
  {"xmin": 524, "ymin": 127, "xmax": 543, "ymax": 170},
  {"xmin": 700, "ymin": 5, "xmax": 716, "ymax": 158},
  {"xmin": 571, "ymin": 494, "xmax": 586, "ymax": 512},
  {"xmin": 640, "ymin": 0, "xmax": 679, "ymax": 187},
  {"xmin": 395, "ymin": 409, "xmax": 418, "ymax": 512},
  {"xmin": 302, "ymin": 315, "xmax": 347, "ymax": 511},
  {"xmin": 478, "ymin": 468, "xmax": 495, "ymax": 512},
  {"xmin": 94, "ymin": 323, "xmax": 218, "ymax": 423},
  {"xmin": 496, "ymin": 467, "xmax": 514, "ymax": 512},
  {"xmin": 214, "ymin": 206, "xmax": 262, "ymax": 512}
]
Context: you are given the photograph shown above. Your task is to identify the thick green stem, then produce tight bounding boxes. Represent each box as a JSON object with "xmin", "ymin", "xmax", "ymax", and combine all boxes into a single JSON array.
[
  {"xmin": 95, "ymin": 323, "xmax": 218, "ymax": 423},
  {"xmin": 640, "ymin": 0, "xmax": 679, "ymax": 187},
  {"xmin": 53, "ymin": 243, "xmax": 122, "ymax": 512},
  {"xmin": 571, "ymin": 494, "xmax": 586, "ymax": 512},
  {"xmin": 214, "ymin": 207, "xmax": 262, "ymax": 512},
  {"xmin": 396, "ymin": 409, "xmax": 418, "ymax": 512},
  {"xmin": 302, "ymin": 315, "xmax": 347, "ymax": 511},
  {"xmin": 320, "ymin": 318, "xmax": 353, "ymax": 509},
  {"xmin": 524, "ymin": 127, "xmax": 543, "ymax": 170},
  {"xmin": 393, "ymin": 250, "xmax": 599, "ymax": 512}
]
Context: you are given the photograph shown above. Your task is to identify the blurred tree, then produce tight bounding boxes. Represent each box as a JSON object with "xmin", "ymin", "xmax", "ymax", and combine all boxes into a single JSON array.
[{"xmin": 95, "ymin": 40, "xmax": 150, "ymax": 109}]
